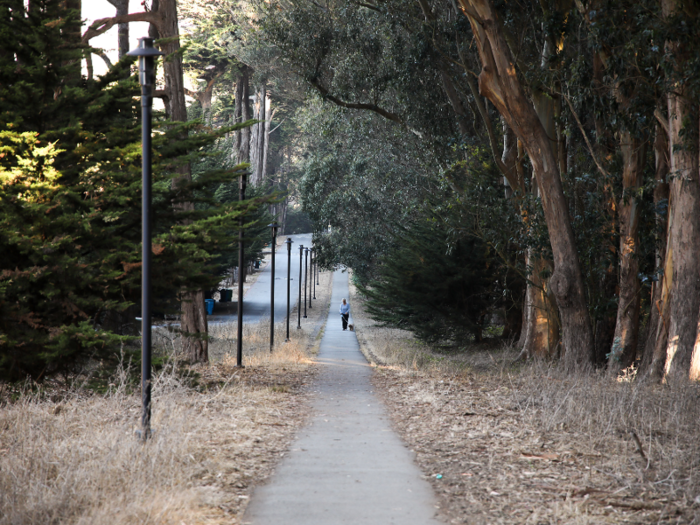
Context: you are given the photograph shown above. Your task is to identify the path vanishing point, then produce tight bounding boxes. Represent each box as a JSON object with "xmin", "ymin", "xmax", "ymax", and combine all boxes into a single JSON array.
[{"xmin": 244, "ymin": 269, "xmax": 441, "ymax": 524}]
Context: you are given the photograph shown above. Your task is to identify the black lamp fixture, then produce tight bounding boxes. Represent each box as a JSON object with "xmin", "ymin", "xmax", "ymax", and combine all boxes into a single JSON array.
[{"xmin": 127, "ymin": 37, "xmax": 164, "ymax": 441}]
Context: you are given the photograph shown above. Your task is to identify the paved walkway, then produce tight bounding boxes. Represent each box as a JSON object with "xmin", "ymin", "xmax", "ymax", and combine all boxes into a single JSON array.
[
  {"xmin": 208, "ymin": 233, "xmax": 312, "ymax": 325},
  {"xmin": 244, "ymin": 270, "xmax": 441, "ymax": 524}
]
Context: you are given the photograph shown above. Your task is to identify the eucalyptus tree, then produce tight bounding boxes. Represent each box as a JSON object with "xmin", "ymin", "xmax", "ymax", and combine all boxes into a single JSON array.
[{"xmin": 251, "ymin": 0, "xmax": 700, "ymax": 377}]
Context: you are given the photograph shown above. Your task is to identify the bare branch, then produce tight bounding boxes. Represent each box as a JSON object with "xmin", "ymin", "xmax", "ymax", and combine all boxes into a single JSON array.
[
  {"xmin": 562, "ymin": 92, "xmax": 610, "ymax": 179},
  {"xmin": 355, "ymin": 2, "xmax": 382, "ymax": 12},
  {"xmin": 308, "ymin": 78, "xmax": 405, "ymax": 125},
  {"xmin": 82, "ymin": 12, "xmax": 162, "ymax": 44},
  {"xmin": 654, "ymin": 107, "xmax": 669, "ymax": 135}
]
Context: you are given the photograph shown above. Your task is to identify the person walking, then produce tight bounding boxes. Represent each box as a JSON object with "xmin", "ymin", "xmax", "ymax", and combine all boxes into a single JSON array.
[{"xmin": 339, "ymin": 298, "xmax": 350, "ymax": 331}]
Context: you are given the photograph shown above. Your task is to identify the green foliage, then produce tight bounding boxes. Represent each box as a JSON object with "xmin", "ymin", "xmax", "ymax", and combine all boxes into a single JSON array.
[
  {"xmin": 0, "ymin": 3, "xmax": 263, "ymax": 380},
  {"xmin": 284, "ymin": 207, "xmax": 313, "ymax": 235},
  {"xmin": 358, "ymin": 219, "xmax": 497, "ymax": 345}
]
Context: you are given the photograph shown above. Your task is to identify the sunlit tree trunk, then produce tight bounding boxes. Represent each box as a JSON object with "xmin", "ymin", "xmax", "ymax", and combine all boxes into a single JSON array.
[
  {"xmin": 655, "ymin": 0, "xmax": 700, "ymax": 381},
  {"xmin": 662, "ymin": 88, "xmax": 700, "ymax": 380}
]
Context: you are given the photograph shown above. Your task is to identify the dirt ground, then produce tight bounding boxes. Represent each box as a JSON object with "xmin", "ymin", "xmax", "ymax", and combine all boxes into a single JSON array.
[
  {"xmin": 0, "ymin": 268, "xmax": 334, "ymax": 525},
  {"xmin": 3, "ymin": 268, "xmax": 699, "ymax": 525},
  {"xmin": 349, "ymin": 278, "xmax": 700, "ymax": 525}
]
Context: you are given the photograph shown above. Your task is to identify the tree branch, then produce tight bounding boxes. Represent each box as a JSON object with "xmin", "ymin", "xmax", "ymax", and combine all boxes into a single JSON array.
[
  {"xmin": 562, "ymin": 91, "xmax": 610, "ymax": 179},
  {"xmin": 308, "ymin": 78, "xmax": 405, "ymax": 125},
  {"xmin": 82, "ymin": 12, "xmax": 162, "ymax": 44},
  {"xmin": 355, "ymin": 2, "xmax": 382, "ymax": 13}
]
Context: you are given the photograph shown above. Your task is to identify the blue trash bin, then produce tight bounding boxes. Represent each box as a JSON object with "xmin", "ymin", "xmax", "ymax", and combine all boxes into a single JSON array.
[{"xmin": 205, "ymin": 299, "xmax": 215, "ymax": 315}]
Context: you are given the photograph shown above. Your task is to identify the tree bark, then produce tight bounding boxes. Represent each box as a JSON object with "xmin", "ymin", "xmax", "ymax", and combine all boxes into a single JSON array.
[
  {"xmin": 639, "ymin": 122, "xmax": 670, "ymax": 377},
  {"xmin": 662, "ymin": 87, "xmax": 700, "ymax": 381},
  {"xmin": 262, "ymin": 97, "xmax": 273, "ymax": 187},
  {"xmin": 237, "ymin": 67, "xmax": 251, "ymax": 165},
  {"xmin": 610, "ymin": 132, "xmax": 646, "ymax": 370},
  {"xmin": 458, "ymin": 0, "xmax": 594, "ymax": 370},
  {"xmin": 105, "ymin": 0, "xmax": 129, "ymax": 58},
  {"xmin": 152, "ymin": 0, "xmax": 208, "ymax": 363},
  {"xmin": 237, "ymin": 67, "xmax": 251, "ymax": 286}
]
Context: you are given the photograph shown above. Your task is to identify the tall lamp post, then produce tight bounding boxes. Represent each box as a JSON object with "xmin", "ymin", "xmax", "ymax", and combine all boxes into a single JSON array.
[
  {"xmin": 236, "ymin": 176, "xmax": 247, "ymax": 368},
  {"xmin": 303, "ymin": 247, "xmax": 309, "ymax": 318},
  {"xmin": 285, "ymin": 237, "xmax": 293, "ymax": 341},
  {"xmin": 297, "ymin": 245, "xmax": 303, "ymax": 328},
  {"xmin": 127, "ymin": 38, "xmax": 164, "ymax": 441},
  {"xmin": 312, "ymin": 247, "xmax": 316, "ymax": 300},
  {"xmin": 268, "ymin": 222, "xmax": 279, "ymax": 352},
  {"xmin": 308, "ymin": 248, "xmax": 312, "ymax": 310}
]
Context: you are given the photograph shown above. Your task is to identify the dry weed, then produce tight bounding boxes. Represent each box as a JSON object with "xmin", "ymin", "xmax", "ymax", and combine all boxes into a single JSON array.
[
  {"xmin": 0, "ymin": 268, "xmax": 335, "ymax": 525},
  {"xmin": 349, "ymin": 277, "xmax": 700, "ymax": 524}
]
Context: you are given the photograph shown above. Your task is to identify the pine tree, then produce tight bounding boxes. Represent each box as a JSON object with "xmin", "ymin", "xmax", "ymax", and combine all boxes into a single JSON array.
[
  {"xmin": 359, "ymin": 220, "xmax": 497, "ymax": 345},
  {"xmin": 0, "ymin": 2, "xmax": 263, "ymax": 379}
]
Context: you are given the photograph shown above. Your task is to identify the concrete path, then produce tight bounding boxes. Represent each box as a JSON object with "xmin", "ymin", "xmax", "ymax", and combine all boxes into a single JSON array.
[
  {"xmin": 243, "ymin": 270, "xmax": 441, "ymax": 525},
  {"xmin": 208, "ymin": 233, "xmax": 312, "ymax": 325}
]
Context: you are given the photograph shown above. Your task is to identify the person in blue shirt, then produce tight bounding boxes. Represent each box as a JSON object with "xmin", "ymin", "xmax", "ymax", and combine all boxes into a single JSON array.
[{"xmin": 339, "ymin": 298, "xmax": 350, "ymax": 331}]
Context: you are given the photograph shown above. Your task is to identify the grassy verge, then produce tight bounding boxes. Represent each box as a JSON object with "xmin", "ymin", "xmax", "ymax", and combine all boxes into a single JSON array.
[
  {"xmin": 0, "ymin": 270, "xmax": 333, "ymax": 525},
  {"xmin": 349, "ymin": 278, "xmax": 700, "ymax": 524}
]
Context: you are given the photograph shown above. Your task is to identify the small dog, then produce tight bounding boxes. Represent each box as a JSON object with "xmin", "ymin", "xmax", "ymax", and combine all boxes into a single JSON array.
[{"xmin": 348, "ymin": 323, "xmax": 354, "ymax": 331}]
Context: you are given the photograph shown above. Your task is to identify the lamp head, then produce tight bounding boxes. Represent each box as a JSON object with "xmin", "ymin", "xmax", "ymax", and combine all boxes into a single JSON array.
[{"xmin": 127, "ymin": 38, "xmax": 164, "ymax": 88}]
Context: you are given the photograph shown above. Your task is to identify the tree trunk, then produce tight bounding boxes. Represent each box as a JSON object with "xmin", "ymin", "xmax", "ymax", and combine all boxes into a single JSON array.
[
  {"xmin": 257, "ymin": 84, "xmax": 266, "ymax": 183},
  {"xmin": 262, "ymin": 97, "xmax": 273, "ymax": 187},
  {"xmin": 610, "ymin": 132, "xmax": 646, "ymax": 370},
  {"xmin": 639, "ymin": 123, "xmax": 670, "ymax": 377},
  {"xmin": 249, "ymin": 88, "xmax": 261, "ymax": 185},
  {"xmin": 154, "ymin": 0, "xmax": 208, "ymax": 363},
  {"xmin": 520, "ymin": 252, "xmax": 560, "ymax": 358},
  {"xmin": 249, "ymin": 84, "xmax": 267, "ymax": 187},
  {"xmin": 662, "ymin": 87, "xmax": 700, "ymax": 381},
  {"xmin": 106, "ymin": 0, "xmax": 129, "ymax": 58},
  {"xmin": 237, "ymin": 68, "xmax": 250, "ymax": 286},
  {"xmin": 501, "ymin": 119, "xmax": 517, "ymax": 198},
  {"xmin": 237, "ymin": 68, "xmax": 251, "ymax": 165},
  {"xmin": 460, "ymin": 0, "xmax": 594, "ymax": 371}
]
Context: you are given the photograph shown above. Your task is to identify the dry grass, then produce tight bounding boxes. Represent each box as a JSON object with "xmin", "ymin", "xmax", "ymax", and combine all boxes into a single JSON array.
[
  {"xmin": 0, "ymin": 270, "xmax": 334, "ymax": 525},
  {"xmin": 349, "ymin": 277, "xmax": 700, "ymax": 524}
]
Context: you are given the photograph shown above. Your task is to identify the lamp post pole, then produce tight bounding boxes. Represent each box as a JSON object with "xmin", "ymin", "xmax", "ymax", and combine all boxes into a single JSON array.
[
  {"xmin": 316, "ymin": 247, "xmax": 320, "ymax": 286},
  {"xmin": 303, "ymin": 248, "xmax": 309, "ymax": 318},
  {"xmin": 268, "ymin": 223, "xmax": 279, "ymax": 352},
  {"xmin": 285, "ymin": 238, "xmax": 293, "ymax": 341},
  {"xmin": 297, "ymin": 245, "xmax": 303, "ymax": 328},
  {"xmin": 236, "ymin": 171, "xmax": 247, "ymax": 368},
  {"xmin": 308, "ymin": 248, "xmax": 312, "ymax": 310},
  {"xmin": 127, "ymin": 38, "xmax": 164, "ymax": 441},
  {"xmin": 312, "ymin": 248, "xmax": 316, "ymax": 300}
]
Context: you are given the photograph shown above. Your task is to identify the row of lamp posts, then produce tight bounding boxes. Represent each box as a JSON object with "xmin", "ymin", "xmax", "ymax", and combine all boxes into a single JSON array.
[{"xmin": 131, "ymin": 37, "xmax": 319, "ymax": 440}]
